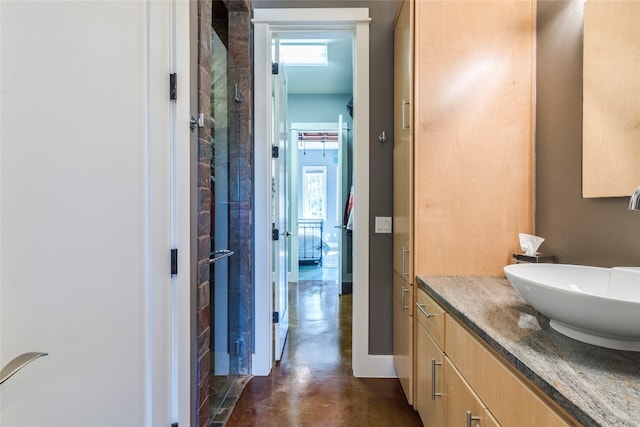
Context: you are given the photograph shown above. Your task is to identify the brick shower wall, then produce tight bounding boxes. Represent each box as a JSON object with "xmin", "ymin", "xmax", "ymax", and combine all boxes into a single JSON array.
[
  {"xmin": 196, "ymin": 1, "xmax": 252, "ymax": 426},
  {"xmin": 196, "ymin": 2, "xmax": 213, "ymax": 426}
]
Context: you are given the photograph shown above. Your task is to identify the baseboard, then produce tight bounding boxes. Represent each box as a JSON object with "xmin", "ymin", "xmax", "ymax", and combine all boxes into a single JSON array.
[{"xmin": 353, "ymin": 354, "xmax": 396, "ymax": 378}]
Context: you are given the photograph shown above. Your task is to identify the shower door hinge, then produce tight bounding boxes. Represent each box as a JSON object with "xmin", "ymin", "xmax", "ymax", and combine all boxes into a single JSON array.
[
  {"xmin": 273, "ymin": 311, "xmax": 279, "ymax": 323},
  {"xmin": 171, "ymin": 423, "xmax": 178, "ymax": 427},
  {"xmin": 189, "ymin": 114, "xmax": 205, "ymax": 131},
  {"xmin": 272, "ymin": 62, "xmax": 279, "ymax": 75},
  {"xmin": 272, "ymin": 146, "xmax": 279, "ymax": 158},
  {"xmin": 234, "ymin": 84, "xmax": 244, "ymax": 103},
  {"xmin": 272, "ymin": 228, "xmax": 279, "ymax": 241},
  {"xmin": 169, "ymin": 73, "xmax": 177, "ymax": 101},
  {"xmin": 170, "ymin": 249, "xmax": 178, "ymax": 275}
]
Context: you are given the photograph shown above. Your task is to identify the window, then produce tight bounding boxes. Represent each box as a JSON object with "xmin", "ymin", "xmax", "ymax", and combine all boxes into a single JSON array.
[
  {"xmin": 273, "ymin": 40, "xmax": 328, "ymax": 66},
  {"xmin": 302, "ymin": 166, "xmax": 327, "ymax": 219}
]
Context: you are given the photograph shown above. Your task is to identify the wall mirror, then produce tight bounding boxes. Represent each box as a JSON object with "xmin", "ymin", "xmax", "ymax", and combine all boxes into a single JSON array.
[{"xmin": 582, "ymin": 0, "xmax": 640, "ymax": 198}]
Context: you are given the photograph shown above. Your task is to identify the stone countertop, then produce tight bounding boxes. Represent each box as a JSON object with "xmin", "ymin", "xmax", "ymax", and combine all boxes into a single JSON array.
[{"xmin": 416, "ymin": 275, "xmax": 640, "ymax": 427}]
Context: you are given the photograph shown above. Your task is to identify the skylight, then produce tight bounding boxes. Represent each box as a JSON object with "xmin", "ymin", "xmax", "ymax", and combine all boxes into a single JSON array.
[{"xmin": 276, "ymin": 41, "xmax": 328, "ymax": 66}]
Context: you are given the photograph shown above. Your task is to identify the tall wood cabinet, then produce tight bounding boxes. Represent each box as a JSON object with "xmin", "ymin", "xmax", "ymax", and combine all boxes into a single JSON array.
[
  {"xmin": 392, "ymin": 0, "xmax": 415, "ymax": 405},
  {"xmin": 411, "ymin": 0, "xmax": 535, "ymax": 277},
  {"xmin": 392, "ymin": 0, "xmax": 535, "ymax": 410}
]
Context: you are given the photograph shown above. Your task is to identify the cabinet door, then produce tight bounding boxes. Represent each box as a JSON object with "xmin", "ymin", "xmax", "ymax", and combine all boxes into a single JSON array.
[
  {"xmin": 416, "ymin": 288, "xmax": 446, "ymax": 349},
  {"xmin": 444, "ymin": 358, "xmax": 500, "ymax": 427},
  {"xmin": 393, "ymin": 140, "xmax": 413, "ymax": 282},
  {"xmin": 394, "ymin": 0, "xmax": 412, "ymax": 135},
  {"xmin": 412, "ymin": 0, "xmax": 535, "ymax": 276},
  {"xmin": 416, "ymin": 322, "xmax": 444, "ymax": 426},
  {"xmin": 393, "ymin": 272, "xmax": 413, "ymax": 404},
  {"xmin": 393, "ymin": 0, "xmax": 414, "ymax": 282}
]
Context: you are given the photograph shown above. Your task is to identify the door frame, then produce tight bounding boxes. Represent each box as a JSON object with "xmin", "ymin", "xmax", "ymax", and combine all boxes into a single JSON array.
[{"xmin": 253, "ymin": 8, "xmax": 391, "ymax": 377}]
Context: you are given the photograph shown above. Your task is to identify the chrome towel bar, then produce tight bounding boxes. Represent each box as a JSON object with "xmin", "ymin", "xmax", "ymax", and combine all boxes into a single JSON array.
[{"xmin": 209, "ymin": 249, "xmax": 234, "ymax": 264}]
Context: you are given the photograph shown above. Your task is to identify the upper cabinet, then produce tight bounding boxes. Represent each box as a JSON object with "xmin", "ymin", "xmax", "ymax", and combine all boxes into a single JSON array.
[
  {"xmin": 582, "ymin": 0, "xmax": 640, "ymax": 198},
  {"xmin": 394, "ymin": 0, "xmax": 535, "ymax": 278},
  {"xmin": 393, "ymin": 0, "xmax": 414, "ymax": 283}
]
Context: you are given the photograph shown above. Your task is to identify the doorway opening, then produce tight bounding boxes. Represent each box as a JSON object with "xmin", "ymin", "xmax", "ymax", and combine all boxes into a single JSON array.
[
  {"xmin": 293, "ymin": 120, "xmax": 353, "ymax": 294},
  {"xmin": 272, "ymin": 34, "xmax": 354, "ymax": 370},
  {"xmin": 253, "ymin": 8, "xmax": 374, "ymax": 377}
]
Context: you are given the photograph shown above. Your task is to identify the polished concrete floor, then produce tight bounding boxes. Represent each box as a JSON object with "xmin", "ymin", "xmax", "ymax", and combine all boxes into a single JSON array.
[{"xmin": 225, "ymin": 268, "xmax": 423, "ymax": 427}]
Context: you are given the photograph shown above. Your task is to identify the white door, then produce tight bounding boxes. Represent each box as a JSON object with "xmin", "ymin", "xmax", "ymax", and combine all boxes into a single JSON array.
[
  {"xmin": 272, "ymin": 63, "xmax": 290, "ymax": 361},
  {"xmin": 0, "ymin": 2, "xmax": 189, "ymax": 425}
]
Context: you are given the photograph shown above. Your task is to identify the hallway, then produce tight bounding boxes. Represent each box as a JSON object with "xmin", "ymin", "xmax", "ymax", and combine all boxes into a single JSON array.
[{"xmin": 225, "ymin": 268, "xmax": 422, "ymax": 426}]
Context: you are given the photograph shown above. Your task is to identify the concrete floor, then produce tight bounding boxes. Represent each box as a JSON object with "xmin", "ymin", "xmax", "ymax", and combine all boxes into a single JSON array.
[{"xmin": 225, "ymin": 274, "xmax": 422, "ymax": 426}]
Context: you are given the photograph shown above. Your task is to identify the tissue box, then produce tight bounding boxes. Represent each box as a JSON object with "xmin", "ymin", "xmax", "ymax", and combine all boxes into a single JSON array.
[{"xmin": 512, "ymin": 253, "xmax": 556, "ymax": 264}]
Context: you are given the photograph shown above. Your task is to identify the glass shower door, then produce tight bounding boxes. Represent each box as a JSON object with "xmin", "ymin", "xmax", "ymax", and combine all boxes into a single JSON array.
[{"xmin": 209, "ymin": 26, "xmax": 238, "ymax": 416}]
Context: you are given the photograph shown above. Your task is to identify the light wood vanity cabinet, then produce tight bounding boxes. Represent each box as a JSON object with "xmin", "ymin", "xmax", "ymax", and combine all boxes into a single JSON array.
[
  {"xmin": 414, "ymin": 287, "xmax": 579, "ymax": 427},
  {"xmin": 446, "ymin": 316, "xmax": 577, "ymax": 427}
]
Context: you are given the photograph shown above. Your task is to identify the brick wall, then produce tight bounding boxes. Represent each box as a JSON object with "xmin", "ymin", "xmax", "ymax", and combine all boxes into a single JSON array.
[{"xmin": 196, "ymin": 2, "xmax": 213, "ymax": 426}]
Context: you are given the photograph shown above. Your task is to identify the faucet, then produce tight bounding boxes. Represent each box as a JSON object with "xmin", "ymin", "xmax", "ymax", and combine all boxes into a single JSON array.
[{"xmin": 630, "ymin": 185, "xmax": 640, "ymax": 211}]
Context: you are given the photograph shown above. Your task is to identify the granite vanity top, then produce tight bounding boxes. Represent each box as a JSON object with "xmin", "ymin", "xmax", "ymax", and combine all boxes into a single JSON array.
[{"xmin": 416, "ymin": 275, "xmax": 640, "ymax": 427}]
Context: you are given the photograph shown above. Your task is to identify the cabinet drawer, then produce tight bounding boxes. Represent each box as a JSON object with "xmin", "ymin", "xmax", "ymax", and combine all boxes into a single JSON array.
[
  {"xmin": 444, "ymin": 357, "xmax": 499, "ymax": 427},
  {"xmin": 446, "ymin": 318, "xmax": 577, "ymax": 427},
  {"xmin": 416, "ymin": 322, "xmax": 444, "ymax": 426},
  {"xmin": 415, "ymin": 288, "xmax": 446, "ymax": 350}
]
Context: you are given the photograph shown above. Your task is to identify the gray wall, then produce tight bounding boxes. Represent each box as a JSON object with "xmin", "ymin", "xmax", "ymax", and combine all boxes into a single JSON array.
[
  {"xmin": 536, "ymin": 1, "xmax": 640, "ymax": 267},
  {"xmin": 252, "ymin": 0, "xmax": 398, "ymax": 354}
]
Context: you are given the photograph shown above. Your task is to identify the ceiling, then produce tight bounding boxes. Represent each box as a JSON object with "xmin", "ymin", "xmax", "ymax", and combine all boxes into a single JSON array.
[{"xmin": 281, "ymin": 37, "xmax": 353, "ymax": 95}]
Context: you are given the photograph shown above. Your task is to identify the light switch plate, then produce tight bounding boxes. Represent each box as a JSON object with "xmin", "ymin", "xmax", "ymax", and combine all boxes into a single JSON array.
[{"xmin": 375, "ymin": 216, "xmax": 392, "ymax": 234}]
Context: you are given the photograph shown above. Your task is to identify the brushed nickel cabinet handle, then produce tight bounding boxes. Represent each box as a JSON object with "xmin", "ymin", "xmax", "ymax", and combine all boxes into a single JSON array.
[
  {"xmin": 466, "ymin": 410, "xmax": 481, "ymax": 427},
  {"xmin": 401, "ymin": 247, "xmax": 409, "ymax": 278},
  {"xmin": 431, "ymin": 358, "xmax": 442, "ymax": 400},
  {"xmin": 401, "ymin": 98, "xmax": 410, "ymax": 130},
  {"xmin": 416, "ymin": 302, "xmax": 433, "ymax": 319},
  {"xmin": 401, "ymin": 286, "xmax": 410, "ymax": 311},
  {"xmin": 1, "ymin": 352, "xmax": 48, "ymax": 385}
]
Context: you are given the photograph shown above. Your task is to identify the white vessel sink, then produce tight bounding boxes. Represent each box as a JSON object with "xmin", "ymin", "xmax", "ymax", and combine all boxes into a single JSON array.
[{"xmin": 503, "ymin": 263, "xmax": 640, "ymax": 351}]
